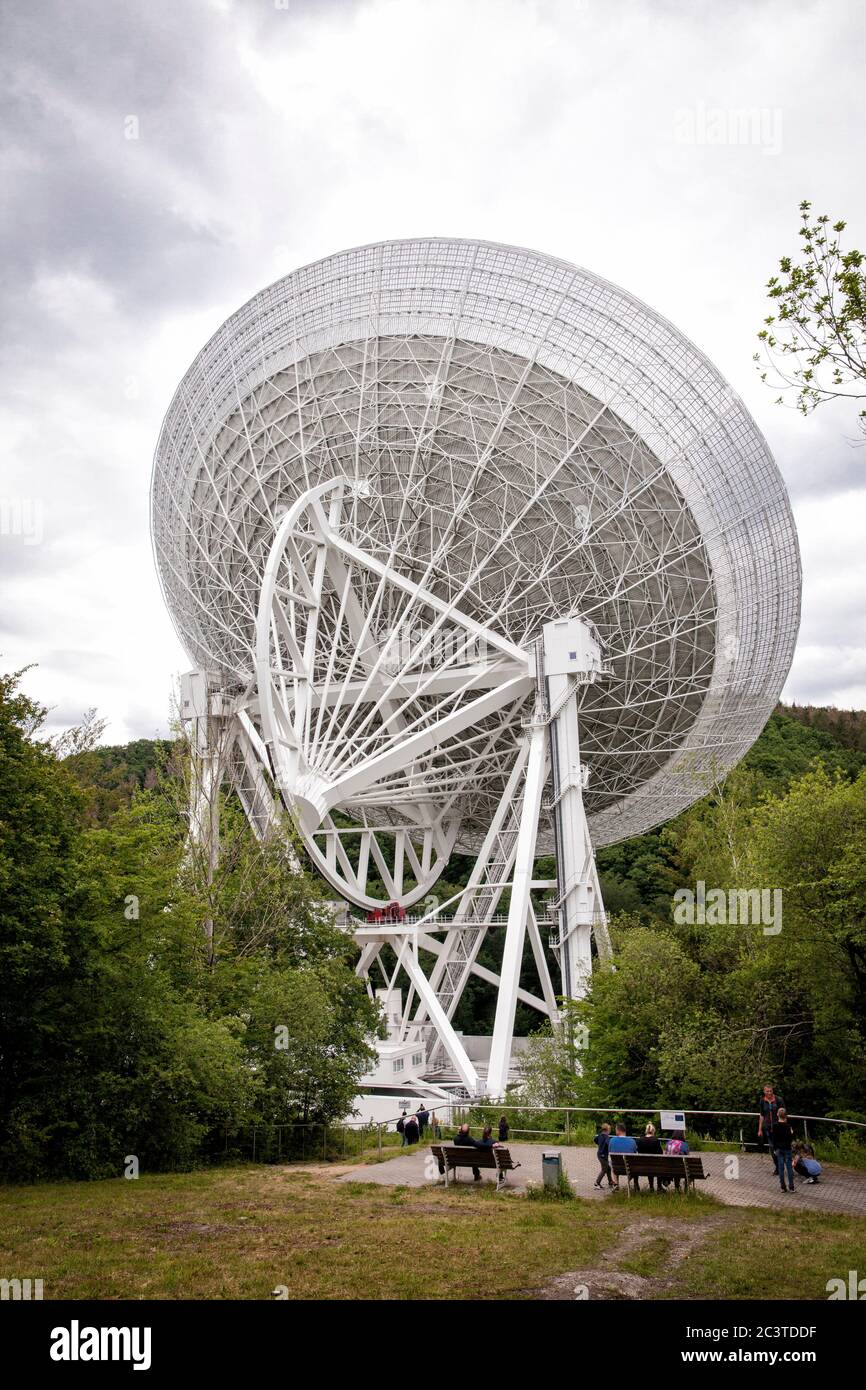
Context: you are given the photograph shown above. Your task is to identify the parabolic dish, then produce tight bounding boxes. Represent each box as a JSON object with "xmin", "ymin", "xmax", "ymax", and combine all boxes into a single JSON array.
[{"xmin": 151, "ymin": 238, "xmax": 801, "ymax": 851}]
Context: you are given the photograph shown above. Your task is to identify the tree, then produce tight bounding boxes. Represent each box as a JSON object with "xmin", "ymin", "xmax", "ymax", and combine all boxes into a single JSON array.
[
  {"xmin": 675, "ymin": 765, "xmax": 766, "ymax": 893},
  {"xmin": 743, "ymin": 766, "xmax": 866, "ymax": 1116},
  {"xmin": 569, "ymin": 924, "xmax": 702, "ymax": 1108},
  {"xmin": 190, "ymin": 821, "xmax": 383, "ymax": 1129},
  {"xmin": 0, "ymin": 670, "xmax": 96, "ymax": 1167},
  {"xmin": 0, "ymin": 674, "xmax": 256, "ymax": 1179},
  {"xmin": 516, "ymin": 1013, "xmax": 585, "ymax": 1107},
  {"xmin": 755, "ymin": 201, "xmax": 866, "ymax": 436},
  {"xmin": 0, "ymin": 669, "xmax": 382, "ymax": 1180},
  {"xmin": 83, "ymin": 738, "xmax": 383, "ymax": 1139}
]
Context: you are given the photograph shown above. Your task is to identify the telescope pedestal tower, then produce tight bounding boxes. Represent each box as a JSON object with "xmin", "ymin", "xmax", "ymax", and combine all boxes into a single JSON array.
[{"xmin": 181, "ymin": 479, "xmax": 613, "ymax": 1100}]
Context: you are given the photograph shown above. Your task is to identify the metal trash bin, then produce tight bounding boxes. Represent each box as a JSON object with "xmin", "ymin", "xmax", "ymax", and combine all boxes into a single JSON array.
[{"xmin": 542, "ymin": 1150, "xmax": 562, "ymax": 1189}]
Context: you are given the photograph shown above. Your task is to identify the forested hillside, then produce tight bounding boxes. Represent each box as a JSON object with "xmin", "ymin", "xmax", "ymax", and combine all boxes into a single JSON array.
[
  {"xmin": 783, "ymin": 703, "xmax": 866, "ymax": 753},
  {"xmin": 66, "ymin": 703, "xmax": 866, "ymax": 827},
  {"xmin": 597, "ymin": 706, "xmax": 866, "ymax": 918}
]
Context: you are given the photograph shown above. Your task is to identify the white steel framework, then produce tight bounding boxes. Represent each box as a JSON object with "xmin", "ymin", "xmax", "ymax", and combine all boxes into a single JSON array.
[{"xmin": 152, "ymin": 239, "xmax": 800, "ymax": 1098}]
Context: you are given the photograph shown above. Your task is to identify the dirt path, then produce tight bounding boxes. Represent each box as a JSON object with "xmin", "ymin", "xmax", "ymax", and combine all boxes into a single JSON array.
[{"xmin": 531, "ymin": 1213, "xmax": 729, "ymax": 1300}]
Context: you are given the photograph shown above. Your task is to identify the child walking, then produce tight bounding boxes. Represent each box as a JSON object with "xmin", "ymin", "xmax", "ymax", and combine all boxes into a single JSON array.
[{"xmin": 594, "ymin": 1123, "xmax": 613, "ymax": 1188}]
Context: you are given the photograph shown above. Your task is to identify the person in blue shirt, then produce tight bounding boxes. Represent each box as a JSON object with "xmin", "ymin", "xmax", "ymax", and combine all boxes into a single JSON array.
[
  {"xmin": 793, "ymin": 1142, "xmax": 822, "ymax": 1184},
  {"xmin": 608, "ymin": 1123, "xmax": 638, "ymax": 1154},
  {"xmin": 608, "ymin": 1123, "xmax": 638, "ymax": 1191}
]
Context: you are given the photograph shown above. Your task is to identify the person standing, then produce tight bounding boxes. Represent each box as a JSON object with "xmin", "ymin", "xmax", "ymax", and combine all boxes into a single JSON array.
[
  {"xmin": 431, "ymin": 1111, "xmax": 442, "ymax": 1140},
  {"xmin": 397, "ymin": 1114, "xmax": 407, "ymax": 1146},
  {"xmin": 758, "ymin": 1084, "xmax": 785, "ymax": 1173},
  {"xmin": 636, "ymin": 1122, "xmax": 663, "ymax": 1191},
  {"xmin": 498, "ymin": 1114, "xmax": 510, "ymax": 1143},
  {"xmin": 416, "ymin": 1104, "xmax": 430, "ymax": 1138},
  {"xmin": 594, "ymin": 1123, "xmax": 613, "ymax": 1188},
  {"xmin": 772, "ymin": 1108, "xmax": 796, "ymax": 1193},
  {"xmin": 403, "ymin": 1112, "xmax": 420, "ymax": 1146}
]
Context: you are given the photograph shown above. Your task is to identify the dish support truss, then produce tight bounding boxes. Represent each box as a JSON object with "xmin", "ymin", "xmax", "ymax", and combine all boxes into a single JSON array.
[{"xmin": 182, "ymin": 477, "xmax": 612, "ymax": 1099}]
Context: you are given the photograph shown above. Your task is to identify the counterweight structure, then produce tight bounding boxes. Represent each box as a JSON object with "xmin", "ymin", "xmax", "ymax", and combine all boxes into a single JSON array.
[{"xmin": 152, "ymin": 239, "xmax": 800, "ymax": 1098}]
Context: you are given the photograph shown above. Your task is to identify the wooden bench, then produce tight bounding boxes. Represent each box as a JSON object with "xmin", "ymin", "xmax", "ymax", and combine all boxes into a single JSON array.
[
  {"xmin": 430, "ymin": 1143, "xmax": 521, "ymax": 1190},
  {"xmin": 609, "ymin": 1151, "xmax": 707, "ymax": 1193}
]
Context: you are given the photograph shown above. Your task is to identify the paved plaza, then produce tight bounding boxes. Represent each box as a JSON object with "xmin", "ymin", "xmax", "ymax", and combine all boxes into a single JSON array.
[{"xmin": 341, "ymin": 1142, "xmax": 866, "ymax": 1216}]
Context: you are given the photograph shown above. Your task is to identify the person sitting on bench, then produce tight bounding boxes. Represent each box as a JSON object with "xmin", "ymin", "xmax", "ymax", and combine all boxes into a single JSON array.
[
  {"xmin": 636, "ymin": 1121, "xmax": 663, "ymax": 1190},
  {"xmin": 452, "ymin": 1122, "xmax": 485, "ymax": 1181},
  {"xmin": 608, "ymin": 1123, "xmax": 638, "ymax": 1190},
  {"xmin": 663, "ymin": 1130, "xmax": 690, "ymax": 1191},
  {"xmin": 436, "ymin": 1123, "xmax": 483, "ymax": 1178}
]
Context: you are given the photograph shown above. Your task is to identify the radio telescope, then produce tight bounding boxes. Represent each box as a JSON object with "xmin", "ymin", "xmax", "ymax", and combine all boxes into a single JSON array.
[{"xmin": 151, "ymin": 239, "xmax": 800, "ymax": 1100}]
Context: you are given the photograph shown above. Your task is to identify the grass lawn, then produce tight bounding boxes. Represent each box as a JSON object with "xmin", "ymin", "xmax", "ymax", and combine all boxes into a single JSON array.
[{"xmin": 1, "ymin": 1162, "xmax": 864, "ymax": 1300}]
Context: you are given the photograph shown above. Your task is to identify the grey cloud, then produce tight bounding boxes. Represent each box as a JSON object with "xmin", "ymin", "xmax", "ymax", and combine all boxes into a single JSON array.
[
  {"xmin": 0, "ymin": 0, "xmax": 264, "ymax": 348},
  {"xmin": 2, "ymin": 0, "xmax": 865, "ymax": 738},
  {"xmin": 784, "ymin": 663, "xmax": 866, "ymax": 707},
  {"xmin": 768, "ymin": 406, "xmax": 866, "ymax": 501},
  {"xmin": 40, "ymin": 647, "xmax": 117, "ymax": 676}
]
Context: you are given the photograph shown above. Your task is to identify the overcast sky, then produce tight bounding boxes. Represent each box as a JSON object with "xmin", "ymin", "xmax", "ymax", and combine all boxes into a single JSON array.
[{"xmin": 2, "ymin": 0, "xmax": 864, "ymax": 743}]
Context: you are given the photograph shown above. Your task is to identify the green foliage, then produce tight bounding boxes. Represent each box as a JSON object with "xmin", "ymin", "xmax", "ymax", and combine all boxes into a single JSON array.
[
  {"xmin": 567, "ymin": 757, "xmax": 866, "ymax": 1130},
  {"xmin": 569, "ymin": 927, "xmax": 702, "ymax": 1108},
  {"xmin": 526, "ymin": 1168, "xmax": 576, "ymax": 1201},
  {"xmin": 755, "ymin": 200, "xmax": 866, "ymax": 434},
  {"xmin": 597, "ymin": 830, "xmax": 682, "ymax": 921},
  {"xmin": 748, "ymin": 708, "xmax": 866, "ymax": 783},
  {"xmin": 514, "ymin": 1019, "xmax": 585, "ymax": 1107},
  {"xmin": 64, "ymin": 738, "xmax": 162, "ymax": 826},
  {"xmin": 0, "ymin": 671, "xmax": 379, "ymax": 1181}
]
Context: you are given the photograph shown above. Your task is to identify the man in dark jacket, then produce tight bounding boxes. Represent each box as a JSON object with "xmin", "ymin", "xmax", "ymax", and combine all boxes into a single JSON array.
[
  {"xmin": 453, "ymin": 1122, "xmax": 483, "ymax": 1181},
  {"xmin": 594, "ymin": 1123, "xmax": 613, "ymax": 1188},
  {"xmin": 403, "ymin": 1113, "xmax": 420, "ymax": 1146},
  {"xmin": 758, "ymin": 1084, "xmax": 785, "ymax": 1173},
  {"xmin": 416, "ymin": 1105, "xmax": 430, "ymax": 1138}
]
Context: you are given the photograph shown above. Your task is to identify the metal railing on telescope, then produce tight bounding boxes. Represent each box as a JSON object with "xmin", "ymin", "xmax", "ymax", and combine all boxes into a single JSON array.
[{"xmin": 354, "ymin": 912, "xmax": 560, "ymax": 929}]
